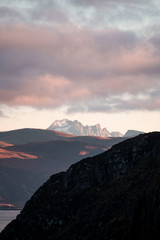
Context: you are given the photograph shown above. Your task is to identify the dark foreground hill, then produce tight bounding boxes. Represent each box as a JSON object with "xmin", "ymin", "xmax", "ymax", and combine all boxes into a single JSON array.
[{"xmin": 1, "ymin": 132, "xmax": 160, "ymax": 239}]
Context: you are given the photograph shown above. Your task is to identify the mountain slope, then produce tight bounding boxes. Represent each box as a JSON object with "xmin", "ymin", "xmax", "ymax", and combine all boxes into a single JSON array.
[
  {"xmin": 0, "ymin": 128, "xmax": 75, "ymax": 145},
  {"xmin": 124, "ymin": 129, "xmax": 144, "ymax": 137},
  {"xmin": 0, "ymin": 128, "xmax": 124, "ymax": 145},
  {"xmin": 0, "ymin": 129, "xmax": 126, "ymax": 209},
  {"xmin": 0, "ymin": 140, "xmax": 103, "ymax": 209},
  {"xmin": 1, "ymin": 132, "xmax": 160, "ymax": 239}
]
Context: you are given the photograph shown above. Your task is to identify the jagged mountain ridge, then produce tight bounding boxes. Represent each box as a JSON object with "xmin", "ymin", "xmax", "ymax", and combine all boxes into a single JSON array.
[
  {"xmin": 1, "ymin": 132, "xmax": 160, "ymax": 240},
  {"xmin": 48, "ymin": 119, "xmax": 123, "ymax": 137}
]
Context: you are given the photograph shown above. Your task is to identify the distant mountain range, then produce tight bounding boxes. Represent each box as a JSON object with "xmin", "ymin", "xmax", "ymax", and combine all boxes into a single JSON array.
[
  {"xmin": 0, "ymin": 128, "xmax": 126, "ymax": 209},
  {"xmin": 123, "ymin": 129, "xmax": 144, "ymax": 137},
  {"xmin": 48, "ymin": 119, "xmax": 144, "ymax": 137},
  {"xmin": 1, "ymin": 132, "xmax": 160, "ymax": 240}
]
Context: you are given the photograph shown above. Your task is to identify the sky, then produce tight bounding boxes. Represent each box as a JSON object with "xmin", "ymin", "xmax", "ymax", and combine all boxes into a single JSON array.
[{"xmin": 0, "ymin": 0, "xmax": 160, "ymax": 134}]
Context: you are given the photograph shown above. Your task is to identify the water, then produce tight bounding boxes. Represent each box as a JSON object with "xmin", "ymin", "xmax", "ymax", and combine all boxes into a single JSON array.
[{"xmin": 0, "ymin": 210, "xmax": 20, "ymax": 232}]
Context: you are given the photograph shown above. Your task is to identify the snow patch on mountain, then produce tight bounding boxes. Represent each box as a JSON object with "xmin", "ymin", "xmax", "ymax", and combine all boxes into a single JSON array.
[{"xmin": 48, "ymin": 119, "xmax": 122, "ymax": 137}]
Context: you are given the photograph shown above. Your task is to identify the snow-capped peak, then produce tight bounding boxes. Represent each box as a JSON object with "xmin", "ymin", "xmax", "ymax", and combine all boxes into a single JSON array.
[
  {"xmin": 50, "ymin": 119, "xmax": 71, "ymax": 128},
  {"xmin": 48, "ymin": 119, "xmax": 113, "ymax": 137}
]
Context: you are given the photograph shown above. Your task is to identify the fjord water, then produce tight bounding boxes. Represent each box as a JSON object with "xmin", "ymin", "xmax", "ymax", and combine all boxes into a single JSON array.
[{"xmin": 0, "ymin": 210, "xmax": 20, "ymax": 232}]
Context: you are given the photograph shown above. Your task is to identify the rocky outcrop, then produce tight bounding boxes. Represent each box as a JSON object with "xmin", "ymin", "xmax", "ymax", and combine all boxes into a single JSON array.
[
  {"xmin": 1, "ymin": 132, "xmax": 160, "ymax": 240},
  {"xmin": 48, "ymin": 119, "xmax": 122, "ymax": 137}
]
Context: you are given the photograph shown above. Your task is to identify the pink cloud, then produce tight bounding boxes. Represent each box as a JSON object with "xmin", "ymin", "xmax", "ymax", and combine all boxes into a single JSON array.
[{"xmin": 0, "ymin": 23, "xmax": 160, "ymax": 111}]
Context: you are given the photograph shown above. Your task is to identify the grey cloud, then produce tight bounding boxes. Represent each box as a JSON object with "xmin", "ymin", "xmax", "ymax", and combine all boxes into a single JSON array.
[
  {"xmin": 0, "ymin": 109, "xmax": 6, "ymax": 118},
  {"xmin": 149, "ymin": 88, "xmax": 160, "ymax": 98},
  {"xmin": 0, "ymin": 6, "xmax": 23, "ymax": 21},
  {"xmin": 70, "ymin": 0, "xmax": 152, "ymax": 8},
  {"xmin": 30, "ymin": 8, "xmax": 68, "ymax": 23},
  {"xmin": 67, "ymin": 104, "xmax": 86, "ymax": 114},
  {"xmin": 67, "ymin": 90, "xmax": 160, "ymax": 113},
  {"xmin": 29, "ymin": 0, "xmax": 69, "ymax": 24},
  {"xmin": 68, "ymin": 0, "xmax": 160, "ymax": 32},
  {"xmin": 0, "ymin": 0, "xmax": 159, "ymax": 33},
  {"xmin": 0, "ymin": 110, "xmax": 3, "ymax": 116},
  {"xmin": 92, "ymin": 30, "xmax": 137, "ymax": 50},
  {"xmin": 0, "ymin": 0, "xmax": 69, "ymax": 24},
  {"xmin": 149, "ymin": 33, "xmax": 160, "ymax": 55}
]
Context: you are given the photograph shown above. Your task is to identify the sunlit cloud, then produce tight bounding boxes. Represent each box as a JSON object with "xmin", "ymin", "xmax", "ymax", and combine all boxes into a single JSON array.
[{"xmin": 0, "ymin": 22, "xmax": 160, "ymax": 111}]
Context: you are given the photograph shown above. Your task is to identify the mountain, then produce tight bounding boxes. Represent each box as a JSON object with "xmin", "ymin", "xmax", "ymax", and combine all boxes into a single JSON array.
[
  {"xmin": 110, "ymin": 131, "xmax": 123, "ymax": 137},
  {"xmin": 0, "ymin": 128, "xmax": 126, "ymax": 209},
  {"xmin": 1, "ymin": 132, "xmax": 160, "ymax": 240},
  {"xmin": 0, "ymin": 128, "xmax": 75, "ymax": 145},
  {"xmin": 124, "ymin": 129, "xmax": 144, "ymax": 138},
  {"xmin": 0, "ymin": 128, "xmax": 123, "ymax": 145},
  {"xmin": 48, "ymin": 119, "xmax": 123, "ymax": 137}
]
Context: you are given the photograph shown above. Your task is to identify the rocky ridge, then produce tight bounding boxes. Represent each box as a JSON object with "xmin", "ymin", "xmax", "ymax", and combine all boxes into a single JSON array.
[
  {"xmin": 48, "ymin": 119, "xmax": 122, "ymax": 137},
  {"xmin": 48, "ymin": 119, "xmax": 143, "ymax": 138},
  {"xmin": 1, "ymin": 132, "xmax": 160, "ymax": 239}
]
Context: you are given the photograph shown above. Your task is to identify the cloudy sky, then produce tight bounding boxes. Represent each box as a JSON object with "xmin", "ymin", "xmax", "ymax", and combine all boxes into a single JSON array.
[{"xmin": 0, "ymin": 0, "xmax": 160, "ymax": 134}]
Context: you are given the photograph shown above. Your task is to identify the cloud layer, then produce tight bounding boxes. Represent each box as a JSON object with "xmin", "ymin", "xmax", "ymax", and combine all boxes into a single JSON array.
[{"xmin": 0, "ymin": 0, "xmax": 160, "ymax": 113}]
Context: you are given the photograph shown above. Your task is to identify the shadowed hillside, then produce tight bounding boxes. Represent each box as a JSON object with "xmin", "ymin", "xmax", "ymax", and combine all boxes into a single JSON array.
[
  {"xmin": 1, "ymin": 132, "xmax": 160, "ymax": 239},
  {"xmin": 0, "ymin": 128, "xmax": 126, "ymax": 209}
]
